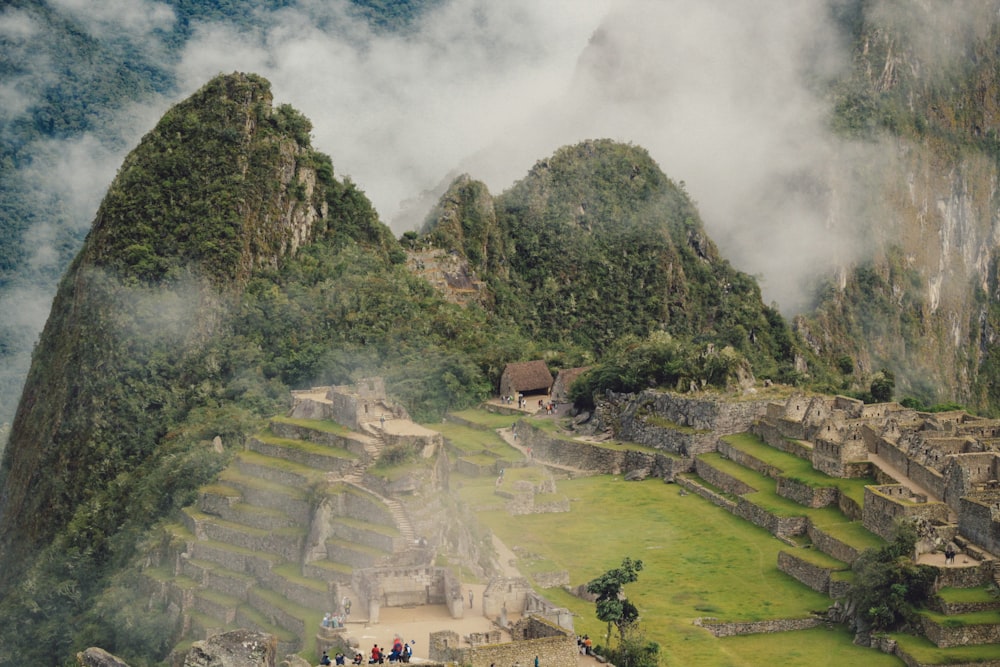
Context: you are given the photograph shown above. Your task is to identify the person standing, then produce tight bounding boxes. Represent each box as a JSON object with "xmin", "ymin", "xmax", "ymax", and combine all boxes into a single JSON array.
[{"xmin": 468, "ymin": 589, "xmax": 474, "ymax": 609}]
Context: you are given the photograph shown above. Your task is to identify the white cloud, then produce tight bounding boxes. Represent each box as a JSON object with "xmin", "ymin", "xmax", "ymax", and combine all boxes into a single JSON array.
[{"xmin": 47, "ymin": 0, "xmax": 175, "ymax": 39}]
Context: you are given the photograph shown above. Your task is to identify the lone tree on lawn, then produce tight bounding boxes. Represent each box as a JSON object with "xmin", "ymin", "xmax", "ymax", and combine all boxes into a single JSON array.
[{"xmin": 586, "ymin": 556, "xmax": 659, "ymax": 667}]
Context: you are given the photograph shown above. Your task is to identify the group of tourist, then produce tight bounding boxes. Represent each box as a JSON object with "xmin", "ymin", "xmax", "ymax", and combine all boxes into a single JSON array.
[
  {"xmin": 321, "ymin": 612, "xmax": 346, "ymax": 629},
  {"xmin": 577, "ymin": 634, "xmax": 592, "ymax": 654},
  {"xmin": 367, "ymin": 637, "xmax": 412, "ymax": 663}
]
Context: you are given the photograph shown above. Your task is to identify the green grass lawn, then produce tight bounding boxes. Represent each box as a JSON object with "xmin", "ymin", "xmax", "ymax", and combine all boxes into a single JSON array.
[
  {"xmin": 447, "ymin": 408, "xmax": 520, "ymax": 430},
  {"xmin": 425, "ymin": 419, "xmax": 522, "ymax": 463},
  {"xmin": 459, "ymin": 472, "xmax": 904, "ymax": 666}
]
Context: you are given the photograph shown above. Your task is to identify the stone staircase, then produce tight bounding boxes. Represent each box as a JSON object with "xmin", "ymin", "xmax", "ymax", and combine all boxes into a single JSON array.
[{"xmin": 155, "ymin": 415, "xmax": 427, "ymax": 656}]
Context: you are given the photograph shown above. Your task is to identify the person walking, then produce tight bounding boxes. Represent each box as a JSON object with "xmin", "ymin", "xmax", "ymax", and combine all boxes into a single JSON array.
[{"xmin": 468, "ymin": 589, "xmax": 474, "ymax": 609}]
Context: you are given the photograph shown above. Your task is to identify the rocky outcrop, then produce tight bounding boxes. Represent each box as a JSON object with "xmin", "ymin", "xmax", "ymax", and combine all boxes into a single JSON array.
[
  {"xmin": 77, "ymin": 648, "xmax": 132, "ymax": 667},
  {"xmin": 182, "ymin": 630, "xmax": 276, "ymax": 667}
]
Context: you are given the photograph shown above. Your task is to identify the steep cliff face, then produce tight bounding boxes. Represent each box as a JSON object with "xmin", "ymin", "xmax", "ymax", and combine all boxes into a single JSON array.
[
  {"xmin": 0, "ymin": 73, "xmax": 333, "ymax": 598},
  {"xmin": 800, "ymin": 0, "xmax": 1000, "ymax": 411}
]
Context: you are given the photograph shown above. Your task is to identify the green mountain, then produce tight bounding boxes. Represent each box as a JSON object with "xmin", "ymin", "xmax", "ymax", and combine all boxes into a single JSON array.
[
  {"xmin": 0, "ymin": 72, "xmax": 801, "ymax": 665},
  {"xmin": 0, "ymin": 0, "xmax": 442, "ymax": 427}
]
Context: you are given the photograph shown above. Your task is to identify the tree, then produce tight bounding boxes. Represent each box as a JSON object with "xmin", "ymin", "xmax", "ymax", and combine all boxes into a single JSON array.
[
  {"xmin": 586, "ymin": 557, "xmax": 659, "ymax": 667},
  {"xmin": 845, "ymin": 520, "xmax": 936, "ymax": 633},
  {"xmin": 870, "ymin": 368, "xmax": 895, "ymax": 402}
]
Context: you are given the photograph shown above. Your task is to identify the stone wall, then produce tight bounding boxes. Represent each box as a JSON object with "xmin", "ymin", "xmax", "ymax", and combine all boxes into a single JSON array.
[
  {"xmin": 775, "ymin": 478, "xmax": 838, "ymax": 508},
  {"xmin": 430, "ymin": 628, "xmax": 577, "ymax": 667},
  {"xmin": 614, "ymin": 391, "xmax": 769, "ymax": 457},
  {"xmin": 838, "ymin": 493, "xmax": 863, "ymax": 521},
  {"xmin": 676, "ymin": 476, "xmax": 738, "ymax": 513},
  {"xmin": 693, "ymin": 459, "xmax": 756, "ymax": 496},
  {"xmin": 693, "ymin": 616, "xmax": 823, "ymax": 637},
  {"xmin": 734, "ymin": 498, "xmax": 807, "ymax": 537},
  {"xmin": 267, "ymin": 422, "xmax": 369, "ymax": 460},
  {"xmin": 806, "ymin": 523, "xmax": 861, "ymax": 565},
  {"xmin": 958, "ymin": 495, "xmax": 1000, "ymax": 555},
  {"xmin": 354, "ymin": 566, "xmax": 461, "ymax": 623},
  {"xmin": 921, "ymin": 614, "xmax": 1000, "ymax": 648},
  {"xmin": 756, "ymin": 422, "xmax": 814, "ymax": 460},
  {"xmin": 864, "ymin": 485, "xmax": 951, "ymax": 541},
  {"xmin": 514, "ymin": 422, "xmax": 625, "ymax": 473},
  {"xmin": 933, "ymin": 561, "xmax": 993, "ymax": 590},
  {"xmin": 776, "ymin": 551, "xmax": 832, "ymax": 593},
  {"xmin": 717, "ymin": 439, "xmax": 782, "ymax": 478}
]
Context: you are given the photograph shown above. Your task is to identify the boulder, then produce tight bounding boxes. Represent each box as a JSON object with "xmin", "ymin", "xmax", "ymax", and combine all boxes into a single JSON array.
[
  {"xmin": 183, "ymin": 629, "xmax": 277, "ymax": 667},
  {"xmin": 77, "ymin": 647, "xmax": 132, "ymax": 667}
]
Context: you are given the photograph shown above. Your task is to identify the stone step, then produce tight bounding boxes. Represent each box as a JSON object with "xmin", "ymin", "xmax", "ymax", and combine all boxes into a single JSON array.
[
  {"xmin": 235, "ymin": 604, "xmax": 301, "ymax": 655},
  {"xmin": 266, "ymin": 417, "xmax": 373, "ymax": 459},
  {"xmin": 330, "ymin": 517, "xmax": 400, "ymax": 553},
  {"xmin": 217, "ymin": 469, "xmax": 312, "ymax": 523},
  {"xmin": 186, "ymin": 609, "xmax": 232, "ymax": 643},
  {"xmin": 325, "ymin": 539, "xmax": 389, "ymax": 569},
  {"xmin": 384, "ymin": 499, "xmax": 416, "ymax": 543},
  {"xmin": 246, "ymin": 586, "xmax": 315, "ymax": 640},
  {"xmin": 188, "ymin": 538, "xmax": 283, "ymax": 579},
  {"xmin": 192, "ymin": 588, "xmax": 241, "ymax": 625},
  {"xmin": 235, "ymin": 450, "xmax": 323, "ymax": 488},
  {"xmin": 197, "ymin": 485, "xmax": 243, "ymax": 516},
  {"xmin": 179, "ymin": 557, "xmax": 257, "ymax": 600},
  {"xmin": 212, "ymin": 501, "xmax": 301, "ymax": 531},
  {"xmin": 183, "ymin": 507, "xmax": 305, "ymax": 562},
  {"xmin": 265, "ymin": 564, "xmax": 335, "ymax": 612},
  {"xmin": 302, "ymin": 559, "xmax": 353, "ymax": 585},
  {"xmin": 247, "ymin": 434, "xmax": 359, "ymax": 474}
]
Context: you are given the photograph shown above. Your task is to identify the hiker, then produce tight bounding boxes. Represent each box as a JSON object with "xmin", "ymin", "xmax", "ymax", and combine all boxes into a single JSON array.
[
  {"xmin": 335, "ymin": 654, "xmax": 346, "ymax": 666},
  {"xmin": 534, "ymin": 656, "xmax": 539, "ymax": 667},
  {"xmin": 320, "ymin": 651, "xmax": 332, "ymax": 665},
  {"xmin": 469, "ymin": 589, "xmax": 474, "ymax": 608}
]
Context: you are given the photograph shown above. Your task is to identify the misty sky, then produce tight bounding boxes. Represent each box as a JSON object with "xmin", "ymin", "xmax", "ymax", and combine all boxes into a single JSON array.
[{"xmin": 6, "ymin": 0, "xmax": 865, "ymax": 315}]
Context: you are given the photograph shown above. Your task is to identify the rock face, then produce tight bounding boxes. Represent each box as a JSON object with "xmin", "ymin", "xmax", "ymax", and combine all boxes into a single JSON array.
[
  {"xmin": 182, "ymin": 630, "xmax": 276, "ymax": 667},
  {"xmin": 77, "ymin": 647, "xmax": 132, "ymax": 667}
]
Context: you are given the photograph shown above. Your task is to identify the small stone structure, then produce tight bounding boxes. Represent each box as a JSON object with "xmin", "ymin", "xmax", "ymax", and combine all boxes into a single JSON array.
[
  {"xmin": 353, "ymin": 565, "xmax": 463, "ymax": 624},
  {"xmin": 429, "ymin": 616, "xmax": 577, "ymax": 666},
  {"xmin": 290, "ymin": 378, "xmax": 408, "ymax": 431}
]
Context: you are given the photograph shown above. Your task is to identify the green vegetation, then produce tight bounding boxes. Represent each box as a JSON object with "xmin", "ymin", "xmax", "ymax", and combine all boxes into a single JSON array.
[{"xmin": 846, "ymin": 522, "xmax": 936, "ymax": 633}]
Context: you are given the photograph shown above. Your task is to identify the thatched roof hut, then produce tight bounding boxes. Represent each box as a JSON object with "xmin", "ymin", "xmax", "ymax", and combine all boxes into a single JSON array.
[{"xmin": 499, "ymin": 360, "xmax": 553, "ymax": 398}]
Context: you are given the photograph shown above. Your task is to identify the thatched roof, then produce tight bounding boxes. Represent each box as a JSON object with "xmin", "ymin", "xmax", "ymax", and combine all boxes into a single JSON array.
[{"xmin": 501, "ymin": 360, "xmax": 553, "ymax": 393}]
